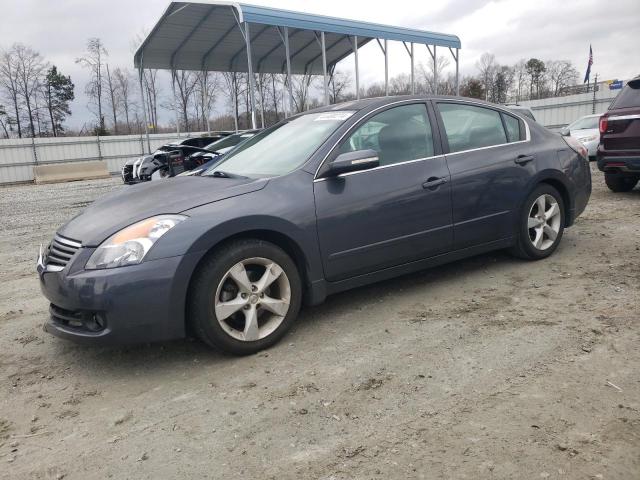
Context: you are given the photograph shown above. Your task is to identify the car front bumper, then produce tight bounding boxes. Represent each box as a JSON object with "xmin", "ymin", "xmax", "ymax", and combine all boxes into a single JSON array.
[{"xmin": 38, "ymin": 250, "xmax": 201, "ymax": 345}]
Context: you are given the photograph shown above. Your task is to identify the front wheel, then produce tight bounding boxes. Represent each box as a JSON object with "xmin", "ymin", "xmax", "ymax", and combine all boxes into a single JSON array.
[
  {"xmin": 188, "ymin": 239, "xmax": 302, "ymax": 355},
  {"xmin": 509, "ymin": 184, "xmax": 565, "ymax": 260},
  {"xmin": 151, "ymin": 168, "xmax": 170, "ymax": 181},
  {"xmin": 604, "ymin": 173, "xmax": 638, "ymax": 192}
]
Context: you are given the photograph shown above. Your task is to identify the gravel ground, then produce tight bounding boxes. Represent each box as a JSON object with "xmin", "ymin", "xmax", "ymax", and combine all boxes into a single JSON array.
[{"xmin": 1, "ymin": 166, "xmax": 639, "ymax": 480}]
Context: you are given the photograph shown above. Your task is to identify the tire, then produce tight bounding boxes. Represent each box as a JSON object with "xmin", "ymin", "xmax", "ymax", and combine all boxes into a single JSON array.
[
  {"xmin": 188, "ymin": 239, "xmax": 302, "ymax": 355},
  {"xmin": 151, "ymin": 168, "xmax": 170, "ymax": 181},
  {"xmin": 604, "ymin": 173, "xmax": 638, "ymax": 192},
  {"xmin": 509, "ymin": 184, "xmax": 565, "ymax": 260}
]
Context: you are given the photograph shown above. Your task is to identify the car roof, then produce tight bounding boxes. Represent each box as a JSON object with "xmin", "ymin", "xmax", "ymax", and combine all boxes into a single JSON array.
[{"xmin": 303, "ymin": 95, "xmax": 521, "ymax": 116}]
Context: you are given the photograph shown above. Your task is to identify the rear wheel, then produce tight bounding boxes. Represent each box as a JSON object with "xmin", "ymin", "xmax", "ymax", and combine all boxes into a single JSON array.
[
  {"xmin": 188, "ymin": 239, "xmax": 302, "ymax": 355},
  {"xmin": 604, "ymin": 173, "xmax": 638, "ymax": 192},
  {"xmin": 509, "ymin": 184, "xmax": 565, "ymax": 260}
]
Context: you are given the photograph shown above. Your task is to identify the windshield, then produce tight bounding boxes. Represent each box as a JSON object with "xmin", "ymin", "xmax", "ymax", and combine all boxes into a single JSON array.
[
  {"xmin": 204, "ymin": 133, "xmax": 255, "ymax": 152},
  {"xmin": 568, "ymin": 116, "xmax": 599, "ymax": 130},
  {"xmin": 204, "ymin": 111, "xmax": 354, "ymax": 178}
]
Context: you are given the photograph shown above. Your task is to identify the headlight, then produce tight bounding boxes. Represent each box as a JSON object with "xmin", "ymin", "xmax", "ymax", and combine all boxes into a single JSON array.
[
  {"xmin": 577, "ymin": 135, "xmax": 597, "ymax": 143},
  {"xmin": 86, "ymin": 215, "xmax": 187, "ymax": 269}
]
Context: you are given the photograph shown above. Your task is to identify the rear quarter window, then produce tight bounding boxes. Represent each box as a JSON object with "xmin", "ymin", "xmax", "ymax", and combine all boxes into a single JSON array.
[
  {"xmin": 501, "ymin": 113, "xmax": 524, "ymax": 142},
  {"xmin": 610, "ymin": 81, "xmax": 640, "ymax": 109}
]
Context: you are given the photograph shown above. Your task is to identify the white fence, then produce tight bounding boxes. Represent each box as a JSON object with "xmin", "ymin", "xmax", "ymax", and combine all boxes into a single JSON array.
[
  {"xmin": 0, "ymin": 131, "xmax": 207, "ymax": 185},
  {"xmin": 518, "ymin": 85, "xmax": 622, "ymax": 131}
]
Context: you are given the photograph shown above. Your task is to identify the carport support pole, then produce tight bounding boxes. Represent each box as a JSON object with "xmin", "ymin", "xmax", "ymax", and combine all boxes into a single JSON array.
[
  {"xmin": 321, "ymin": 32, "xmax": 329, "ymax": 106},
  {"xmin": 353, "ymin": 36, "xmax": 360, "ymax": 100},
  {"xmin": 232, "ymin": 74, "xmax": 239, "ymax": 132},
  {"xmin": 171, "ymin": 70, "xmax": 181, "ymax": 137},
  {"xmin": 433, "ymin": 45, "xmax": 438, "ymax": 95},
  {"xmin": 284, "ymin": 27, "xmax": 293, "ymax": 117},
  {"xmin": 202, "ymin": 71, "xmax": 212, "ymax": 133},
  {"xmin": 137, "ymin": 66, "xmax": 151, "ymax": 154},
  {"xmin": 384, "ymin": 39, "xmax": 389, "ymax": 96},
  {"xmin": 411, "ymin": 43, "xmax": 415, "ymax": 94},
  {"xmin": 245, "ymin": 22, "xmax": 258, "ymax": 130},
  {"xmin": 455, "ymin": 48, "xmax": 460, "ymax": 95}
]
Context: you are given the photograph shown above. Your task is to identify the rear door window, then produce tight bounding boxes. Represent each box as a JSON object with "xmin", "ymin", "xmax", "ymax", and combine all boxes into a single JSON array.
[{"xmin": 437, "ymin": 103, "xmax": 508, "ymax": 153}]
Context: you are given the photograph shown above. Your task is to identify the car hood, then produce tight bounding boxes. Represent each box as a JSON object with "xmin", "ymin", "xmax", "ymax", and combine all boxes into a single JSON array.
[{"xmin": 58, "ymin": 176, "xmax": 269, "ymax": 246}]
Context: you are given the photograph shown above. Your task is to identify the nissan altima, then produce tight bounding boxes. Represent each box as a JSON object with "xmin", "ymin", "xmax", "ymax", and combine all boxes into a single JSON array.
[{"xmin": 37, "ymin": 96, "xmax": 591, "ymax": 355}]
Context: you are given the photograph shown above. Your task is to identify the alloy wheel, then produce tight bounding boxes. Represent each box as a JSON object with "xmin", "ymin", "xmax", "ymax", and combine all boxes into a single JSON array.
[
  {"xmin": 214, "ymin": 257, "xmax": 291, "ymax": 342},
  {"xmin": 527, "ymin": 194, "xmax": 561, "ymax": 251}
]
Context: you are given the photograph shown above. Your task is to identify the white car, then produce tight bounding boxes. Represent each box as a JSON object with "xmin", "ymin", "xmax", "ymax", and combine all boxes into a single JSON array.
[{"xmin": 561, "ymin": 114, "xmax": 600, "ymax": 159}]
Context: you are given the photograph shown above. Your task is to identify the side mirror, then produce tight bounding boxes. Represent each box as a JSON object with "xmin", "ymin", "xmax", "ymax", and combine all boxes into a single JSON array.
[
  {"xmin": 560, "ymin": 127, "xmax": 570, "ymax": 136},
  {"xmin": 324, "ymin": 149, "xmax": 379, "ymax": 177}
]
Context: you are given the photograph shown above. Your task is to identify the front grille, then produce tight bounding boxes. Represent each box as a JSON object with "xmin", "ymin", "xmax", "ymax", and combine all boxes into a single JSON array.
[
  {"xmin": 122, "ymin": 164, "xmax": 133, "ymax": 181},
  {"xmin": 46, "ymin": 234, "xmax": 81, "ymax": 268}
]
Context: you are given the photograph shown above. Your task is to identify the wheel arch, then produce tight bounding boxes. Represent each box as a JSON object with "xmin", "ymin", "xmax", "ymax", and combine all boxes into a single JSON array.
[
  {"xmin": 182, "ymin": 224, "xmax": 318, "ymax": 333},
  {"xmin": 528, "ymin": 170, "xmax": 575, "ymax": 226}
]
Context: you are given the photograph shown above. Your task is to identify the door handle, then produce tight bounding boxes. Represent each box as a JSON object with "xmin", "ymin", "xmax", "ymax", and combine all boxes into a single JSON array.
[
  {"xmin": 515, "ymin": 154, "xmax": 534, "ymax": 165},
  {"xmin": 422, "ymin": 177, "xmax": 447, "ymax": 190}
]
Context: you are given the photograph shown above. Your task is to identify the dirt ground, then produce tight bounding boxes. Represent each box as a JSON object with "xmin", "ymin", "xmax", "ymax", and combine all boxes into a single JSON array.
[{"xmin": 0, "ymin": 165, "xmax": 638, "ymax": 479}]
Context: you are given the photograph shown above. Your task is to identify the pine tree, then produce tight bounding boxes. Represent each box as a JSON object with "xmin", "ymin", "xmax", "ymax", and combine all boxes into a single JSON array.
[{"xmin": 44, "ymin": 66, "xmax": 74, "ymax": 136}]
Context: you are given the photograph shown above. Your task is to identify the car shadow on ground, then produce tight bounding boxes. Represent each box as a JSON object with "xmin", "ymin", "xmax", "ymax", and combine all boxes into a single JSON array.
[{"xmin": 46, "ymin": 247, "xmax": 532, "ymax": 378}]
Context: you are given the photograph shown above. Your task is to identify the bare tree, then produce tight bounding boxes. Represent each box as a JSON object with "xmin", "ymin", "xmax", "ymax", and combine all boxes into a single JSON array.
[
  {"xmin": 512, "ymin": 59, "xmax": 528, "ymax": 102},
  {"xmin": 268, "ymin": 74, "xmax": 282, "ymax": 122},
  {"xmin": 171, "ymin": 70, "xmax": 198, "ymax": 131},
  {"xmin": 222, "ymin": 72, "xmax": 245, "ymax": 130},
  {"xmin": 389, "ymin": 73, "xmax": 412, "ymax": 95},
  {"xmin": 419, "ymin": 56, "xmax": 451, "ymax": 94},
  {"xmin": 0, "ymin": 46, "xmax": 23, "ymax": 137},
  {"xmin": 76, "ymin": 38, "xmax": 108, "ymax": 133},
  {"xmin": 364, "ymin": 82, "xmax": 385, "ymax": 98},
  {"xmin": 329, "ymin": 70, "xmax": 352, "ymax": 102},
  {"xmin": 10, "ymin": 44, "xmax": 47, "ymax": 137},
  {"xmin": 193, "ymin": 71, "xmax": 218, "ymax": 131},
  {"xmin": 113, "ymin": 68, "xmax": 135, "ymax": 133},
  {"xmin": 104, "ymin": 63, "xmax": 119, "ymax": 133},
  {"xmin": 291, "ymin": 73, "xmax": 316, "ymax": 112},
  {"xmin": 0, "ymin": 104, "xmax": 10, "ymax": 138},
  {"xmin": 143, "ymin": 69, "xmax": 160, "ymax": 130},
  {"xmin": 545, "ymin": 60, "xmax": 579, "ymax": 96},
  {"xmin": 476, "ymin": 53, "xmax": 497, "ymax": 101}
]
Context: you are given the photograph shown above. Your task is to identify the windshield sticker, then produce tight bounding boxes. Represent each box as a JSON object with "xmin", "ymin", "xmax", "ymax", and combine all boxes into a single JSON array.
[{"xmin": 313, "ymin": 111, "xmax": 355, "ymax": 122}]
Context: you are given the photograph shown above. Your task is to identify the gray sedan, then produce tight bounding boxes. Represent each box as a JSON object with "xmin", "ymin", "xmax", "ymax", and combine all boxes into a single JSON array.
[{"xmin": 38, "ymin": 95, "xmax": 591, "ymax": 355}]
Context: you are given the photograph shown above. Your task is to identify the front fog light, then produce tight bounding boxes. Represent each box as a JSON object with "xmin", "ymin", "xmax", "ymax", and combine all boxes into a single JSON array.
[{"xmin": 86, "ymin": 215, "xmax": 186, "ymax": 269}]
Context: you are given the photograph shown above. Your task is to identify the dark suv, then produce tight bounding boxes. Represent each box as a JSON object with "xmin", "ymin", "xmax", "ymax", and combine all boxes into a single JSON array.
[{"xmin": 597, "ymin": 76, "xmax": 640, "ymax": 192}]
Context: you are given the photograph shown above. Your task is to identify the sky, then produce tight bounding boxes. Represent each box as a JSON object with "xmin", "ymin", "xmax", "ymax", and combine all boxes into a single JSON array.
[{"xmin": 1, "ymin": 0, "xmax": 639, "ymax": 129}]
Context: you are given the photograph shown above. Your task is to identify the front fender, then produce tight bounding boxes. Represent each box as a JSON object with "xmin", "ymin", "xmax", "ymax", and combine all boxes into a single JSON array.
[{"xmin": 144, "ymin": 171, "xmax": 325, "ymax": 289}]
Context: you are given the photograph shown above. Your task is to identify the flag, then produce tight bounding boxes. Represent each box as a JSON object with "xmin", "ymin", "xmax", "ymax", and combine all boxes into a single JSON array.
[{"xmin": 583, "ymin": 45, "xmax": 593, "ymax": 83}]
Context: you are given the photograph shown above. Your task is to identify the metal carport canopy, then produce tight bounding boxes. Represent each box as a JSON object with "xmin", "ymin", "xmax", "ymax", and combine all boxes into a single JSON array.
[
  {"xmin": 133, "ymin": 1, "xmax": 461, "ymax": 74},
  {"xmin": 133, "ymin": 1, "xmax": 461, "ymax": 146}
]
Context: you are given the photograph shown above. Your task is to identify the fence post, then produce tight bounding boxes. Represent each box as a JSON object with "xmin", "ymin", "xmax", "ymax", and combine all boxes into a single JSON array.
[
  {"xmin": 96, "ymin": 134, "xmax": 103, "ymax": 161},
  {"xmin": 30, "ymin": 136, "xmax": 39, "ymax": 165}
]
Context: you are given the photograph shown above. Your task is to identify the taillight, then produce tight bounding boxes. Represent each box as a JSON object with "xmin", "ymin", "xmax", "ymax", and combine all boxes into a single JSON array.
[
  {"xmin": 599, "ymin": 116, "xmax": 608, "ymax": 134},
  {"xmin": 562, "ymin": 135, "xmax": 588, "ymax": 159}
]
